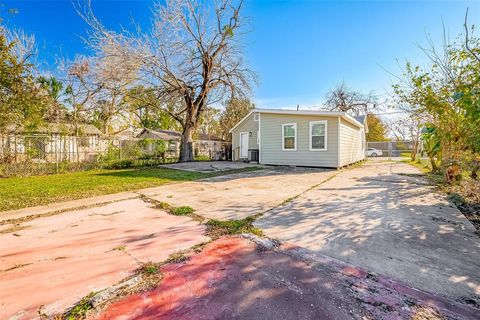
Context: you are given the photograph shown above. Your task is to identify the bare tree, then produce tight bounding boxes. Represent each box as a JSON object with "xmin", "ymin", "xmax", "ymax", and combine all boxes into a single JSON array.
[
  {"xmin": 3, "ymin": 26, "xmax": 37, "ymax": 64},
  {"xmin": 91, "ymin": 42, "xmax": 138, "ymax": 134},
  {"xmin": 389, "ymin": 115, "xmax": 423, "ymax": 161},
  {"xmin": 60, "ymin": 56, "xmax": 101, "ymax": 135},
  {"xmin": 464, "ymin": 8, "xmax": 480, "ymax": 63},
  {"xmin": 324, "ymin": 82, "xmax": 376, "ymax": 116},
  {"xmin": 79, "ymin": 0, "xmax": 256, "ymax": 161}
]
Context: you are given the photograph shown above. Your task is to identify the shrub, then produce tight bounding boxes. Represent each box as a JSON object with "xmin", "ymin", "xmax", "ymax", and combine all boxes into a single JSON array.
[
  {"xmin": 97, "ymin": 143, "xmax": 121, "ymax": 162},
  {"xmin": 194, "ymin": 155, "xmax": 211, "ymax": 161}
]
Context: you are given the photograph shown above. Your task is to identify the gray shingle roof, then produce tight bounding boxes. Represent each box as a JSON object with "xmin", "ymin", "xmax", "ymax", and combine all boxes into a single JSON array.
[{"xmin": 354, "ymin": 115, "xmax": 366, "ymax": 124}]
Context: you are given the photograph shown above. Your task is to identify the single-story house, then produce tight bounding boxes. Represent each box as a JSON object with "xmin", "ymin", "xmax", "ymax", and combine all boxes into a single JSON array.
[
  {"xmin": 229, "ymin": 109, "xmax": 368, "ymax": 168},
  {"xmin": 114, "ymin": 127, "xmax": 142, "ymax": 141},
  {"xmin": 0, "ymin": 123, "xmax": 106, "ymax": 163},
  {"xmin": 136, "ymin": 128, "xmax": 230, "ymax": 160}
]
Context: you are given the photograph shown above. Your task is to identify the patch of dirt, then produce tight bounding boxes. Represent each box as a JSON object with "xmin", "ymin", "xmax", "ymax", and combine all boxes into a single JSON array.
[{"xmin": 448, "ymin": 191, "xmax": 480, "ymax": 232}]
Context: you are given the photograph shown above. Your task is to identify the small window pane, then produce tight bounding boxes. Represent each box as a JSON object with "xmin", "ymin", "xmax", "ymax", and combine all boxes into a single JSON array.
[
  {"xmin": 312, "ymin": 123, "xmax": 325, "ymax": 136},
  {"xmin": 284, "ymin": 137, "xmax": 295, "ymax": 149},
  {"xmin": 284, "ymin": 125, "xmax": 295, "ymax": 137},
  {"xmin": 311, "ymin": 136, "xmax": 325, "ymax": 149}
]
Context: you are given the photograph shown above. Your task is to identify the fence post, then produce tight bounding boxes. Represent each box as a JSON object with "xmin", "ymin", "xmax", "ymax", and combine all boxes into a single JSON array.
[
  {"xmin": 55, "ymin": 134, "xmax": 59, "ymax": 174},
  {"xmin": 388, "ymin": 141, "xmax": 392, "ymax": 160}
]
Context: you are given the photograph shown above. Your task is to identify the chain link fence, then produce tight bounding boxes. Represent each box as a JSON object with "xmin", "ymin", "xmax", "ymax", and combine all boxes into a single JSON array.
[
  {"xmin": 367, "ymin": 140, "xmax": 428, "ymax": 160},
  {"xmin": 0, "ymin": 134, "xmax": 231, "ymax": 178}
]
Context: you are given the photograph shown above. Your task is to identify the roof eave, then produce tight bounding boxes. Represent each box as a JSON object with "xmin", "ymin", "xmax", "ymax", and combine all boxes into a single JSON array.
[
  {"xmin": 253, "ymin": 109, "xmax": 364, "ymax": 128},
  {"xmin": 228, "ymin": 110, "xmax": 255, "ymax": 133}
]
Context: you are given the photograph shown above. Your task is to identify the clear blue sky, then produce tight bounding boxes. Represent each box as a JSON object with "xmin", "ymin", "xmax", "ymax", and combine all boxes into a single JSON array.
[{"xmin": 3, "ymin": 0, "xmax": 480, "ymax": 109}]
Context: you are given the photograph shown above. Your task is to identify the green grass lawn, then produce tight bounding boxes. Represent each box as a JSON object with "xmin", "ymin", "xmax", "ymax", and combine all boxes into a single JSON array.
[{"xmin": 0, "ymin": 167, "xmax": 249, "ymax": 211}]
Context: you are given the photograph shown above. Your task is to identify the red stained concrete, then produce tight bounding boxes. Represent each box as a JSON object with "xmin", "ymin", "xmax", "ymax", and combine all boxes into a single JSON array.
[
  {"xmin": 94, "ymin": 237, "xmax": 479, "ymax": 320},
  {"xmin": 0, "ymin": 198, "xmax": 209, "ymax": 319}
]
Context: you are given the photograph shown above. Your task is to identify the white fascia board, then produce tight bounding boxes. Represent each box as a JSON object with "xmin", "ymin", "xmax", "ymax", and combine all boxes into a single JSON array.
[{"xmin": 253, "ymin": 109, "xmax": 364, "ymax": 129}]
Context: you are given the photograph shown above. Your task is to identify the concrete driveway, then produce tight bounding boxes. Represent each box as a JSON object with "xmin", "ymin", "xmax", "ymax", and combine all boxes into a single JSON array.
[
  {"xmin": 145, "ymin": 166, "xmax": 337, "ymax": 220},
  {"xmin": 255, "ymin": 161, "xmax": 480, "ymax": 303},
  {"xmin": 161, "ymin": 160, "xmax": 260, "ymax": 173}
]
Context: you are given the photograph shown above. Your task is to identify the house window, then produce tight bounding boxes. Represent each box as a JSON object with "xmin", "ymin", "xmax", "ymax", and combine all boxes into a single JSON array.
[
  {"xmin": 282, "ymin": 123, "xmax": 297, "ymax": 151},
  {"xmin": 310, "ymin": 120, "xmax": 327, "ymax": 151},
  {"xmin": 253, "ymin": 113, "xmax": 260, "ymax": 121}
]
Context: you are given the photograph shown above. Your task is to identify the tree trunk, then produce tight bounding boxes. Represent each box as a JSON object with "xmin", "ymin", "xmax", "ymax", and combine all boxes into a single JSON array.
[
  {"xmin": 429, "ymin": 155, "xmax": 438, "ymax": 172},
  {"xmin": 411, "ymin": 140, "xmax": 418, "ymax": 162},
  {"xmin": 179, "ymin": 124, "xmax": 194, "ymax": 162}
]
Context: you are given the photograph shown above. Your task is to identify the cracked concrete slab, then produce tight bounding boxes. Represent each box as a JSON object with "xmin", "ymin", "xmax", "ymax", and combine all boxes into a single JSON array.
[
  {"xmin": 93, "ymin": 237, "xmax": 479, "ymax": 320},
  {"xmin": 144, "ymin": 167, "xmax": 338, "ymax": 220},
  {"xmin": 0, "ymin": 198, "xmax": 209, "ymax": 319},
  {"xmin": 255, "ymin": 161, "xmax": 480, "ymax": 303}
]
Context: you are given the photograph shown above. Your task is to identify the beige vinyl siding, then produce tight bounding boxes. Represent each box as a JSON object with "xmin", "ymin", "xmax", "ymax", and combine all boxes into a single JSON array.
[
  {"xmin": 339, "ymin": 118, "xmax": 365, "ymax": 166},
  {"xmin": 231, "ymin": 113, "xmax": 259, "ymax": 160},
  {"xmin": 260, "ymin": 114, "xmax": 339, "ymax": 167}
]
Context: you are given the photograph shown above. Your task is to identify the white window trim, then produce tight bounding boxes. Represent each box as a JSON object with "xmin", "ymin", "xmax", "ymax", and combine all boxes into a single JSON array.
[
  {"xmin": 309, "ymin": 120, "xmax": 328, "ymax": 151},
  {"xmin": 253, "ymin": 113, "xmax": 260, "ymax": 121},
  {"xmin": 282, "ymin": 123, "xmax": 297, "ymax": 151}
]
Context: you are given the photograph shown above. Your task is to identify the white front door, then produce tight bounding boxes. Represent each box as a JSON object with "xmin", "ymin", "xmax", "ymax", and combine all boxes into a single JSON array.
[{"xmin": 240, "ymin": 132, "xmax": 249, "ymax": 158}]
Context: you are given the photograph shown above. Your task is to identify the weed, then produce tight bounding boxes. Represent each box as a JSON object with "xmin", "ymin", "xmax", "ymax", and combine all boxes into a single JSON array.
[
  {"xmin": 165, "ymin": 250, "xmax": 190, "ymax": 263},
  {"xmin": 206, "ymin": 216, "xmax": 263, "ymax": 239},
  {"xmin": 137, "ymin": 262, "xmax": 160, "ymax": 275},
  {"xmin": 170, "ymin": 206, "xmax": 194, "ymax": 216},
  {"xmin": 112, "ymin": 245, "xmax": 126, "ymax": 251},
  {"xmin": 191, "ymin": 241, "xmax": 211, "ymax": 253},
  {"xmin": 146, "ymin": 198, "xmax": 204, "ymax": 222},
  {"xmin": 65, "ymin": 292, "xmax": 96, "ymax": 320},
  {"xmin": 279, "ymin": 196, "xmax": 297, "ymax": 206}
]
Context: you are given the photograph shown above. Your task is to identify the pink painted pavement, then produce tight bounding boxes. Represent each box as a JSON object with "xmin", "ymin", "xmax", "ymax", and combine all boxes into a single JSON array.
[
  {"xmin": 0, "ymin": 198, "xmax": 208, "ymax": 319},
  {"xmin": 94, "ymin": 237, "xmax": 480, "ymax": 320}
]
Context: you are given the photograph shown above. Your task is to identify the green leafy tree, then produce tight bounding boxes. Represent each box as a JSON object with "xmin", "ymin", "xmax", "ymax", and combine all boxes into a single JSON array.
[
  {"xmin": 219, "ymin": 99, "xmax": 255, "ymax": 141},
  {"xmin": 0, "ymin": 25, "xmax": 48, "ymax": 133},
  {"xmin": 393, "ymin": 16, "xmax": 480, "ymax": 179},
  {"xmin": 197, "ymin": 107, "xmax": 221, "ymax": 138},
  {"xmin": 37, "ymin": 76, "xmax": 67, "ymax": 122},
  {"xmin": 421, "ymin": 126, "xmax": 441, "ymax": 172},
  {"xmin": 365, "ymin": 113, "xmax": 388, "ymax": 141}
]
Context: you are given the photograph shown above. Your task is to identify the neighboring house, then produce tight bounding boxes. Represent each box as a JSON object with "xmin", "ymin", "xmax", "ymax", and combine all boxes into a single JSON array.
[
  {"xmin": 194, "ymin": 133, "xmax": 229, "ymax": 160},
  {"xmin": 114, "ymin": 127, "xmax": 142, "ymax": 141},
  {"xmin": 229, "ymin": 109, "xmax": 368, "ymax": 168},
  {"xmin": 136, "ymin": 128, "xmax": 182, "ymax": 157},
  {"xmin": 136, "ymin": 128, "xmax": 229, "ymax": 160},
  {"xmin": 0, "ymin": 123, "xmax": 106, "ymax": 163}
]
